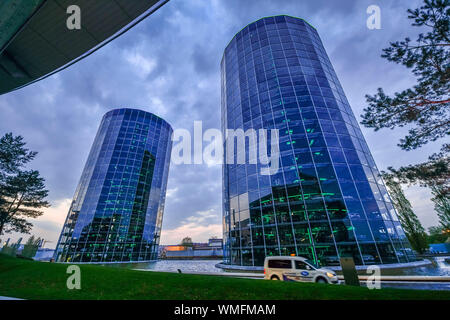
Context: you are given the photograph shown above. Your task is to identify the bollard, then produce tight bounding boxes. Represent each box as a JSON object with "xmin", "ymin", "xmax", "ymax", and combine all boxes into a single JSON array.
[{"xmin": 340, "ymin": 257, "xmax": 360, "ymax": 286}]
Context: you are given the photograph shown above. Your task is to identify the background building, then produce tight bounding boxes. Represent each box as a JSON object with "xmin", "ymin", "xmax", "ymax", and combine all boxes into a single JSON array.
[
  {"xmin": 54, "ymin": 108, "xmax": 172, "ymax": 263},
  {"xmin": 159, "ymin": 238, "xmax": 223, "ymax": 259},
  {"xmin": 34, "ymin": 248, "xmax": 55, "ymax": 261},
  {"xmin": 221, "ymin": 15, "xmax": 415, "ymax": 268},
  {"xmin": 0, "ymin": 0, "xmax": 168, "ymax": 95}
]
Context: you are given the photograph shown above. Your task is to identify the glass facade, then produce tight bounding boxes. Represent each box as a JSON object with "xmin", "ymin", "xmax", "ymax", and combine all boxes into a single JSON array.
[
  {"xmin": 54, "ymin": 108, "xmax": 172, "ymax": 263},
  {"xmin": 221, "ymin": 15, "xmax": 415, "ymax": 267}
]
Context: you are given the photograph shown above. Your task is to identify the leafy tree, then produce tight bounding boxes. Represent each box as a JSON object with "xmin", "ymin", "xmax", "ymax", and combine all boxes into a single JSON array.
[
  {"xmin": 1, "ymin": 244, "xmax": 17, "ymax": 256},
  {"xmin": 0, "ymin": 133, "xmax": 36, "ymax": 176},
  {"xmin": 361, "ymin": 0, "xmax": 449, "ymax": 191},
  {"xmin": 0, "ymin": 132, "xmax": 49, "ymax": 236},
  {"xmin": 383, "ymin": 173, "xmax": 429, "ymax": 253},
  {"xmin": 1, "ymin": 237, "xmax": 22, "ymax": 256},
  {"xmin": 431, "ymin": 185, "xmax": 450, "ymax": 229},
  {"xmin": 427, "ymin": 226, "xmax": 450, "ymax": 243},
  {"xmin": 386, "ymin": 145, "xmax": 449, "ymax": 188},
  {"xmin": 21, "ymin": 235, "xmax": 42, "ymax": 258},
  {"xmin": 181, "ymin": 237, "xmax": 193, "ymax": 248}
]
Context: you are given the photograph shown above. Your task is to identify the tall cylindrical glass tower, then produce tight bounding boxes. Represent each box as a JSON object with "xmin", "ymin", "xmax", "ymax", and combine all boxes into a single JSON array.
[
  {"xmin": 54, "ymin": 108, "xmax": 172, "ymax": 263},
  {"xmin": 221, "ymin": 15, "xmax": 415, "ymax": 267}
]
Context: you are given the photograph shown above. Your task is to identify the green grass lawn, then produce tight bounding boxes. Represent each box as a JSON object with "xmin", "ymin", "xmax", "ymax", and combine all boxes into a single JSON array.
[{"xmin": 0, "ymin": 254, "xmax": 448, "ymax": 300}]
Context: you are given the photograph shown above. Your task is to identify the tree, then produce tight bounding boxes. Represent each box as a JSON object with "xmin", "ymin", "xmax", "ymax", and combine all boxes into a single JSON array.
[
  {"xmin": 427, "ymin": 226, "xmax": 450, "ymax": 243},
  {"xmin": 431, "ymin": 184, "xmax": 450, "ymax": 229},
  {"xmin": 21, "ymin": 235, "xmax": 42, "ymax": 258},
  {"xmin": 0, "ymin": 133, "xmax": 36, "ymax": 175},
  {"xmin": 386, "ymin": 145, "xmax": 449, "ymax": 188},
  {"xmin": 0, "ymin": 132, "xmax": 49, "ymax": 236},
  {"xmin": 181, "ymin": 237, "xmax": 193, "ymax": 249},
  {"xmin": 383, "ymin": 173, "xmax": 429, "ymax": 253},
  {"xmin": 361, "ymin": 0, "xmax": 449, "ymax": 191},
  {"xmin": 1, "ymin": 237, "xmax": 22, "ymax": 257}
]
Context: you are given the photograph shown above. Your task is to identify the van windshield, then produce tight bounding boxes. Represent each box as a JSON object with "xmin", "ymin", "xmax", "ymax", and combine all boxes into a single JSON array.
[{"xmin": 305, "ymin": 259, "xmax": 319, "ymax": 269}]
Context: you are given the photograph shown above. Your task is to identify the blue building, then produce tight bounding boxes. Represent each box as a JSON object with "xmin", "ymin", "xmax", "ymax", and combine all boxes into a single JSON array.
[
  {"xmin": 429, "ymin": 243, "xmax": 450, "ymax": 254},
  {"xmin": 54, "ymin": 108, "xmax": 172, "ymax": 263},
  {"xmin": 221, "ymin": 15, "xmax": 415, "ymax": 267}
]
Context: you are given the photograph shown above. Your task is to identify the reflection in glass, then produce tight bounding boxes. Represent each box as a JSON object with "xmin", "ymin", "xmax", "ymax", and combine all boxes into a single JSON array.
[
  {"xmin": 54, "ymin": 109, "xmax": 172, "ymax": 263},
  {"xmin": 221, "ymin": 15, "xmax": 415, "ymax": 267}
]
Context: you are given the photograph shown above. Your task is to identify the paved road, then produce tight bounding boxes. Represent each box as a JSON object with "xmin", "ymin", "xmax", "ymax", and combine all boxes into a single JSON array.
[
  {"xmin": 0, "ymin": 296, "xmax": 23, "ymax": 300},
  {"xmin": 372, "ymin": 281, "xmax": 450, "ymax": 291},
  {"xmin": 135, "ymin": 269, "xmax": 450, "ymax": 291}
]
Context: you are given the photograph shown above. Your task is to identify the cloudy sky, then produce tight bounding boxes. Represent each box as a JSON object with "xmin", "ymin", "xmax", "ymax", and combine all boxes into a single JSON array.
[{"xmin": 0, "ymin": 0, "xmax": 442, "ymax": 248}]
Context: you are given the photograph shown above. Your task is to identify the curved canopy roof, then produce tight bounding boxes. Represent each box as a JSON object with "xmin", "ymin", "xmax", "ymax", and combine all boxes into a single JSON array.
[{"xmin": 0, "ymin": 0, "xmax": 168, "ymax": 95}]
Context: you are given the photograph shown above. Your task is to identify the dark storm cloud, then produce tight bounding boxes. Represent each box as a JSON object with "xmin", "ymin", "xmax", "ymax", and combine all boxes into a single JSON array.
[
  {"xmin": 0, "ymin": 0, "xmax": 439, "ymax": 245},
  {"xmin": 191, "ymin": 43, "xmax": 217, "ymax": 75}
]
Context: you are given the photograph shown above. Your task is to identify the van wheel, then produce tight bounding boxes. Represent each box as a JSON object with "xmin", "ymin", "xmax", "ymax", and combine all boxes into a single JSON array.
[
  {"xmin": 271, "ymin": 275, "xmax": 280, "ymax": 281},
  {"xmin": 316, "ymin": 277, "xmax": 327, "ymax": 284}
]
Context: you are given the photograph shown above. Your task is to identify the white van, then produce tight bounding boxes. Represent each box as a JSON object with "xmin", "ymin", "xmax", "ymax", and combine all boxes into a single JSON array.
[{"xmin": 264, "ymin": 256, "xmax": 339, "ymax": 284}]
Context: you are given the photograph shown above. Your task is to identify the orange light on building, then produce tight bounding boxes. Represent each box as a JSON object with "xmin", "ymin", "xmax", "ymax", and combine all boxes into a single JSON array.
[{"xmin": 164, "ymin": 245, "xmax": 185, "ymax": 251}]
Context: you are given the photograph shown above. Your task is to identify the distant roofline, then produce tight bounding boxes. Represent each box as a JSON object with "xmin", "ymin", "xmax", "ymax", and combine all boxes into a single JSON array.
[
  {"xmin": 104, "ymin": 107, "xmax": 172, "ymax": 129},
  {"xmin": 223, "ymin": 14, "xmax": 317, "ymax": 55}
]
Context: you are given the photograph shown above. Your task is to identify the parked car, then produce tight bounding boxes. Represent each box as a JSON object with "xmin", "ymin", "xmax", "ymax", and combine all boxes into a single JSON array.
[{"xmin": 264, "ymin": 256, "xmax": 339, "ymax": 284}]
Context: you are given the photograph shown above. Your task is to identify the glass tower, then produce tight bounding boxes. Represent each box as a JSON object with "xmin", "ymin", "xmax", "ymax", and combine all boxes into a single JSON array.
[
  {"xmin": 221, "ymin": 15, "xmax": 415, "ymax": 267},
  {"xmin": 54, "ymin": 108, "xmax": 172, "ymax": 263}
]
